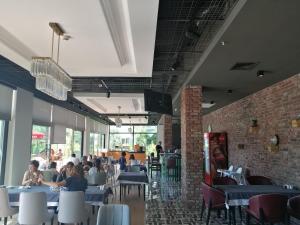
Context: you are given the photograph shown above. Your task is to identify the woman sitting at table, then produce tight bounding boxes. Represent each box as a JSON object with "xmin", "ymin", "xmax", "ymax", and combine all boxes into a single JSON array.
[
  {"xmin": 22, "ymin": 160, "xmax": 43, "ymax": 186},
  {"xmin": 89, "ymin": 158, "xmax": 105, "ymax": 175},
  {"xmin": 129, "ymin": 154, "xmax": 138, "ymax": 166},
  {"xmin": 39, "ymin": 161, "xmax": 88, "ymax": 192}
]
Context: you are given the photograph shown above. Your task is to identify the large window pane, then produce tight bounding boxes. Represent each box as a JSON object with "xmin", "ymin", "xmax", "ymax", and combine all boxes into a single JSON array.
[
  {"xmin": 110, "ymin": 126, "xmax": 133, "ymax": 133},
  {"xmin": 134, "ymin": 133, "xmax": 157, "ymax": 154},
  {"xmin": 109, "ymin": 133, "xmax": 133, "ymax": 151},
  {"xmin": 73, "ymin": 131, "xmax": 82, "ymax": 157},
  {"xmin": 134, "ymin": 126, "xmax": 157, "ymax": 133},
  {"xmin": 31, "ymin": 125, "xmax": 50, "ymax": 169}
]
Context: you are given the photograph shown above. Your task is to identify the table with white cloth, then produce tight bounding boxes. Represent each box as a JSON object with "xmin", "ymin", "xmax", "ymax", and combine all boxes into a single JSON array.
[
  {"xmin": 117, "ymin": 172, "xmax": 149, "ymax": 201},
  {"xmin": 7, "ymin": 185, "xmax": 110, "ymax": 207}
]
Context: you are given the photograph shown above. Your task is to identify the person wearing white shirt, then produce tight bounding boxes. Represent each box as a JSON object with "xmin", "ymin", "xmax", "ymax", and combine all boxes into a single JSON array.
[{"xmin": 66, "ymin": 153, "xmax": 80, "ymax": 166}]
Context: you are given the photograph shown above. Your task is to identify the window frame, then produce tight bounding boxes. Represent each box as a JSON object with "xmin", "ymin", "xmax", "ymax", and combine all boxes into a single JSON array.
[{"xmin": 0, "ymin": 120, "xmax": 9, "ymax": 184}]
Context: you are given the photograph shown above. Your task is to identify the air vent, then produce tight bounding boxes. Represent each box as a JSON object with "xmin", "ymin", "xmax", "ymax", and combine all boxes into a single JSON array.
[{"xmin": 230, "ymin": 62, "xmax": 259, "ymax": 71}]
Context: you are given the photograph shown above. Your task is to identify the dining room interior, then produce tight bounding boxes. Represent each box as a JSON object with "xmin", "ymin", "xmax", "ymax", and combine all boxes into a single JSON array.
[{"xmin": 1, "ymin": 0, "xmax": 300, "ymax": 225}]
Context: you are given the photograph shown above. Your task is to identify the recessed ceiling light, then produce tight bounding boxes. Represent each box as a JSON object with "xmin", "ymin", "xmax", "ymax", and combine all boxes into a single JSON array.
[
  {"xmin": 174, "ymin": 108, "xmax": 177, "ymax": 112},
  {"xmin": 257, "ymin": 70, "xmax": 264, "ymax": 78},
  {"xmin": 221, "ymin": 41, "xmax": 226, "ymax": 46}
]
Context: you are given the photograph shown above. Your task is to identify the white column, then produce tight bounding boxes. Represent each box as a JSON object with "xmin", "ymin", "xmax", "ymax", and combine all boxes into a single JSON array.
[
  {"xmin": 5, "ymin": 88, "xmax": 33, "ymax": 185},
  {"xmin": 83, "ymin": 117, "xmax": 90, "ymax": 156}
]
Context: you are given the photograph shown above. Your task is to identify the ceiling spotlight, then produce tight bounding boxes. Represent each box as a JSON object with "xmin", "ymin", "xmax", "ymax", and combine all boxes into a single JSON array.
[
  {"xmin": 227, "ymin": 89, "xmax": 233, "ymax": 94},
  {"xmin": 170, "ymin": 61, "xmax": 180, "ymax": 71},
  {"xmin": 174, "ymin": 108, "xmax": 177, "ymax": 112},
  {"xmin": 98, "ymin": 83, "xmax": 103, "ymax": 88},
  {"xmin": 106, "ymin": 91, "xmax": 111, "ymax": 98},
  {"xmin": 221, "ymin": 41, "xmax": 226, "ymax": 46},
  {"xmin": 210, "ymin": 100, "xmax": 215, "ymax": 104},
  {"xmin": 257, "ymin": 70, "xmax": 264, "ymax": 78}
]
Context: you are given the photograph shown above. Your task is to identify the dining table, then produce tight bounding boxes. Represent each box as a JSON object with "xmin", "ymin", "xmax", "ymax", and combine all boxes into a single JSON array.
[
  {"xmin": 215, "ymin": 185, "xmax": 300, "ymax": 225},
  {"xmin": 7, "ymin": 185, "xmax": 111, "ymax": 207},
  {"xmin": 117, "ymin": 172, "xmax": 149, "ymax": 201}
]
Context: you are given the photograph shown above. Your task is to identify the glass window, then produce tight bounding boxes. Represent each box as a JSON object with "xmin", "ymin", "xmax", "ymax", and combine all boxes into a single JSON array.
[
  {"xmin": 0, "ymin": 120, "xmax": 5, "ymax": 181},
  {"xmin": 51, "ymin": 128, "xmax": 83, "ymax": 165},
  {"xmin": 109, "ymin": 133, "xmax": 133, "ymax": 151},
  {"xmin": 134, "ymin": 126, "xmax": 157, "ymax": 133},
  {"xmin": 90, "ymin": 133, "xmax": 106, "ymax": 156},
  {"xmin": 31, "ymin": 125, "xmax": 51, "ymax": 169},
  {"xmin": 134, "ymin": 133, "xmax": 157, "ymax": 154},
  {"xmin": 110, "ymin": 126, "xmax": 133, "ymax": 133}
]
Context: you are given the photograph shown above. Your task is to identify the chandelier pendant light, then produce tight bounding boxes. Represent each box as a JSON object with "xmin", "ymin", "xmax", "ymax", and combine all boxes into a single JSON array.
[
  {"xmin": 30, "ymin": 22, "xmax": 72, "ymax": 101},
  {"xmin": 115, "ymin": 106, "xmax": 122, "ymax": 128}
]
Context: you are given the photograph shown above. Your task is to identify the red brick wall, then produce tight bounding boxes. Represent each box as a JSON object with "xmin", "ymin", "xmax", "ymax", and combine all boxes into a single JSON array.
[
  {"xmin": 163, "ymin": 115, "xmax": 173, "ymax": 150},
  {"xmin": 181, "ymin": 86, "xmax": 203, "ymax": 201},
  {"xmin": 203, "ymin": 74, "xmax": 300, "ymax": 187}
]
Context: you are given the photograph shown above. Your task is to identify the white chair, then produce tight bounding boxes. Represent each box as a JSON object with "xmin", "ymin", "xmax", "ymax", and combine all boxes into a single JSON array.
[
  {"xmin": 128, "ymin": 165, "xmax": 140, "ymax": 172},
  {"xmin": 96, "ymin": 204, "xmax": 130, "ymax": 225},
  {"xmin": 58, "ymin": 191, "xmax": 90, "ymax": 225},
  {"xmin": 0, "ymin": 188, "xmax": 18, "ymax": 225},
  {"xmin": 228, "ymin": 165, "xmax": 234, "ymax": 171},
  {"xmin": 87, "ymin": 172, "xmax": 107, "ymax": 186},
  {"xmin": 18, "ymin": 192, "xmax": 54, "ymax": 225}
]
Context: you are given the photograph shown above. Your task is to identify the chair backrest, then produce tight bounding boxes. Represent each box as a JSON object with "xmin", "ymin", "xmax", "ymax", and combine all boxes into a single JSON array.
[
  {"xmin": 246, "ymin": 176, "xmax": 273, "ymax": 185},
  {"xmin": 228, "ymin": 165, "xmax": 234, "ymax": 171},
  {"xmin": 167, "ymin": 157, "xmax": 176, "ymax": 168},
  {"xmin": 18, "ymin": 192, "xmax": 49, "ymax": 225},
  {"xmin": 87, "ymin": 172, "xmax": 107, "ymax": 185},
  {"xmin": 0, "ymin": 188, "xmax": 13, "ymax": 217},
  {"xmin": 249, "ymin": 194, "xmax": 288, "ymax": 223},
  {"xmin": 97, "ymin": 204, "xmax": 130, "ymax": 225},
  {"xmin": 58, "ymin": 191, "xmax": 87, "ymax": 223},
  {"xmin": 201, "ymin": 182, "xmax": 225, "ymax": 207},
  {"xmin": 213, "ymin": 177, "xmax": 237, "ymax": 185},
  {"xmin": 288, "ymin": 195, "xmax": 300, "ymax": 219},
  {"xmin": 128, "ymin": 165, "xmax": 140, "ymax": 172},
  {"xmin": 42, "ymin": 170, "xmax": 56, "ymax": 182}
]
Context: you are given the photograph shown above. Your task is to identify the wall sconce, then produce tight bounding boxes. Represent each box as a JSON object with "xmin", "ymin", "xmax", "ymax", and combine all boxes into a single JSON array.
[
  {"xmin": 248, "ymin": 119, "xmax": 259, "ymax": 134},
  {"xmin": 291, "ymin": 114, "xmax": 300, "ymax": 128},
  {"xmin": 267, "ymin": 134, "xmax": 279, "ymax": 153}
]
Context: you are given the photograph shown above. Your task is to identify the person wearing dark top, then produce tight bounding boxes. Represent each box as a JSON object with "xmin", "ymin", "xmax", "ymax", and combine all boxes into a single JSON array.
[
  {"xmin": 155, "ymin": 141, "xmax": 163, "ymax": 160},
  {"xmin": 119, "ymin": 151, "xmax": 127, "ymax": 171},
  {"xmin": 39, "ymin": 161, "xmax": 88, "ymax": 192}
]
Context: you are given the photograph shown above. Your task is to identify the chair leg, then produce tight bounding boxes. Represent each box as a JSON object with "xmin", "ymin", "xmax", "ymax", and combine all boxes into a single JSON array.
[
  {"xmin": 87, "ymin": 217, "xmax": 90, "ymax": 225},
  {"xmin": 200, "ymin": 198, "xmax": 205, "ymax": 220},
  {"xmin": 224, "ymin": 209, "xmax": 227, "ymax": 220},
  {"xmin": 92, "ymin": 205, "xmax": 95, "ymax": 214},
  {"xmin": 138, "ymin": 185, "xmax": 141, "ymax": 197},
  {"xmin": 259, "ymin": 208, "xmax": 265, "ymax": 225},
  {"xmin": 238, "ymin": 206, "xmax": 242, "ymax": 222},
  {"xmin": 4, "ymin": 217, "xmax": 7, "ymax": 225},
  {"xmin": 217, "ymin": 209, "xmax": 221, "ymax": 218},
  {"xmin": 246, "ymin": 212, "xmax": 250, "ymax": 225},
  {"xmin": 51, "ymin": 217, "xmax": 54, "ymax": 225},
  {"xmin": 206, "ymin": 202, "xmax": 212, "ymax": 225}
]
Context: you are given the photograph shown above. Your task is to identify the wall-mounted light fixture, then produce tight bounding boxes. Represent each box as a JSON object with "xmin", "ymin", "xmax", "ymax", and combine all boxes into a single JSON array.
[
  {"xmin": 248, "ymin": 119, "xmax": 259, "ymax": 134},
  {"xmin": 267, "ymin": 134, "xmax": 280, "ymax": 153},
  {"xmin": 291, "ymin": 114, "xmax": 300, "ymax": 128}
]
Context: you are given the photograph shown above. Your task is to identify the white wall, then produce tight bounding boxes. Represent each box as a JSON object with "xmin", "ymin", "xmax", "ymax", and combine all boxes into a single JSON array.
[{"xmin": 5, "ymin": 88, "xmax": 33, "ymax": 185}]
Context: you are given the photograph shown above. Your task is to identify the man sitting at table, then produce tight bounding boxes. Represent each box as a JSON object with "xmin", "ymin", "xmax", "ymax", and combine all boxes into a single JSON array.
[
  {"xmin": 22, "ymin": 160, "xmax": 43, "ymax": 186},
  {"xmin": 39, "ymin": 162, "xmax": 88, "ymax": 192}
]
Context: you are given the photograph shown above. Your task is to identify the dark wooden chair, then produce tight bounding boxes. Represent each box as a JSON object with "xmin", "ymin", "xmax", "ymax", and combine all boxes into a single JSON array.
[
  {"xmin": 148, "ymin": 156, "xmax": 161, "ymax": 178},
  {"xmin": 246, "ymin": 176, "xmax": 273, "ymax": 185},
  {"xmin": 288, "ymin": 195, "xmax": 300, "ymax": 220},
  {"xmin": 246, "ymin": 194, "xmax": 288, "ymax": 225},
  {"xmin": 200, "ymin": 182, "xmax": 226, "ymax": 225}
]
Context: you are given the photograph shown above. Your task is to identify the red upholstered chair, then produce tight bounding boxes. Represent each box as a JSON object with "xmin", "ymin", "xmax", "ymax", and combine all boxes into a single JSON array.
[
  {"xmin": 246, "ymin": 176, "xmax": 273, "ymax": 185},
  {"xmin": 288, "ymin": 195, "xmax": 300, "ymax": 220},
  {"xmin": 200, "ymin": 182, "xmax": 226, "ymax": 225},
  {"xmin": 246, "ymin": 194, "xmax": 288, "ymax": 225},
  {"xmin": 213, "ymin": 177, "xmax": 237, "ymax": 185}
]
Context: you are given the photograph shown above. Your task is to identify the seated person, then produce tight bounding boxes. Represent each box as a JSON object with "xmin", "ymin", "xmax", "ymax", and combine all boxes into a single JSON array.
[
  {"xmin": 40, "ymin": 162, "xmax": 88, "ymax": 192},
  {"xmin": 118, "ymin": 151, "xmax": 127, "ymax": 171},
  {"xmin": 22, "ymin": 160, "xmax": 43, "ymax": 186},
  {"xmin": 129, "ymin": 154, "xmax": 138, "ymax": 166},
  {"xmin": 89, "ymin": 158, "xmax": 105, "ymax": 175},
  {"xmin": 43, "ymin": 161, "xmax": 59, "ymax": 182}
]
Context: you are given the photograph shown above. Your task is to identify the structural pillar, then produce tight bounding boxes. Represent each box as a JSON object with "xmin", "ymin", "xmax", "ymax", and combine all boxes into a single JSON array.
[
  {"xmin": 158, "ymin": 114, "xmax": 172, "ymax": 150},
  {"xmin": 181, "ymin": 86, "xmax": 203, "ymax": 201}
]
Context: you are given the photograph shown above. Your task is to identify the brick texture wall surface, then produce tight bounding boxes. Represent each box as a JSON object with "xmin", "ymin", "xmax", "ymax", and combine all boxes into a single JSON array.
[
  {"xmin": 181, "ymin": 86, "xmax": 203, "ymax": 201},
  {"xmin": 203, "ymin": 74, "xmax": 300, "ymax": 187},
  {"xmin": 163, "ymin": 115, "xmax": 173, "ymax": 150}
]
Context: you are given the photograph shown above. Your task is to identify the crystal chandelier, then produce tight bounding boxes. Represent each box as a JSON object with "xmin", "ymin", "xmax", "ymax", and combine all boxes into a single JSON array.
[
  {"xmin": 115, "ymin": 106, "xmax": 122, "ymax": 128},
  {"xmin": 30, "ymin": 23, "xmax": 72, "ymax": 101}
]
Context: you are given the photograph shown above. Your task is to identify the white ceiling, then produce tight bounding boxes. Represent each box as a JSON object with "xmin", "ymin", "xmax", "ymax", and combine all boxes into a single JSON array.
[
  {"xmin": 74, "ymin": 92, "xmax": 146, "ymax": 114},
  {"xmin": 0, "ymin": 0, "xmax": 159, "ymax": 77}
]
